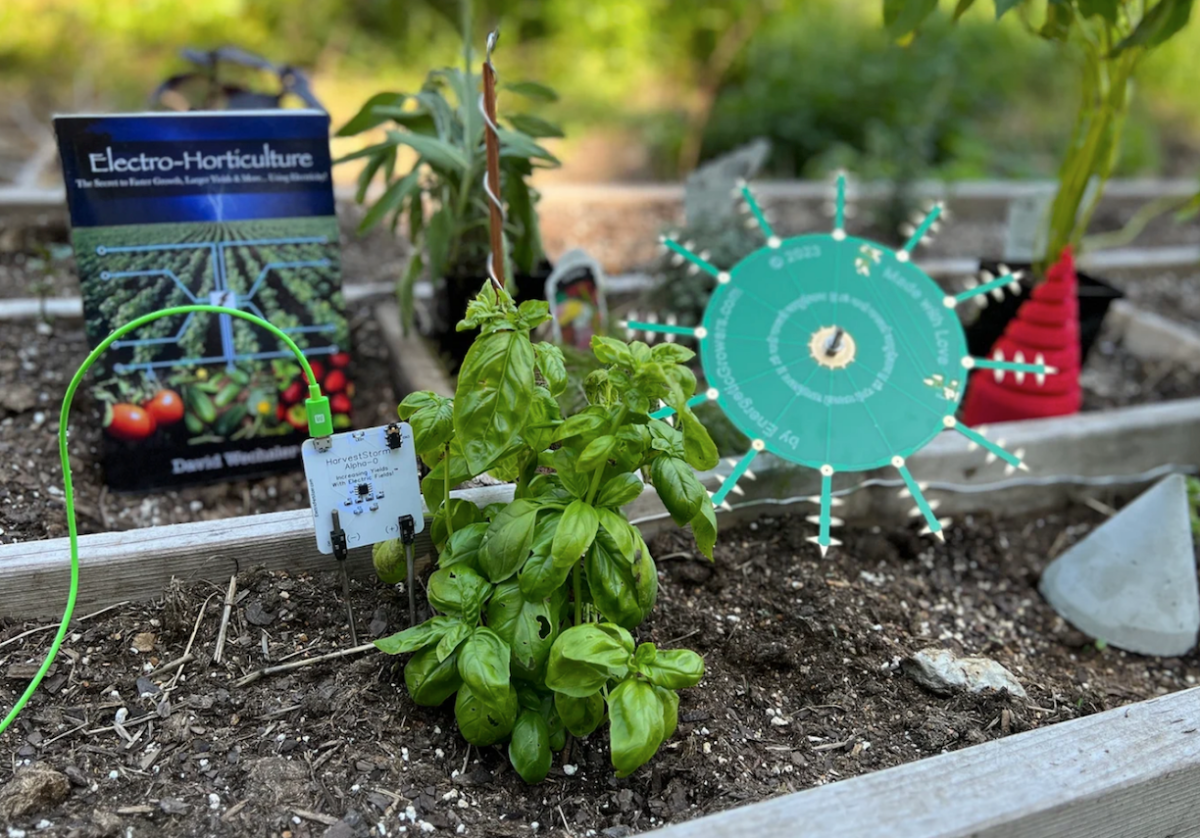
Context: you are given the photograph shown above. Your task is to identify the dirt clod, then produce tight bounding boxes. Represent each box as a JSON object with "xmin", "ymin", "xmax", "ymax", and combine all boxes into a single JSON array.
[{"xmin": 0, "ymin": 763, "xmax": 69, "ymax": 820}]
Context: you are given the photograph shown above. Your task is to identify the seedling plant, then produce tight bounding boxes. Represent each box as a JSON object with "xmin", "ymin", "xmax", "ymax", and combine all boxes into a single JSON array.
[{"xmin": 373, "ymin": 282, "xmax": 718, "ymax": 782}]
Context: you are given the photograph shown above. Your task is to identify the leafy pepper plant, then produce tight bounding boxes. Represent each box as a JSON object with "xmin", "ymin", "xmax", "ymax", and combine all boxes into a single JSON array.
[{"xmin": 372, "ymin": 281, "xmax": 719, "ymax": 782}]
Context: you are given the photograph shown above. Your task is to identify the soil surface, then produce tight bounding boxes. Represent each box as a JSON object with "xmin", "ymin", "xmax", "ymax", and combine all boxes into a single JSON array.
[{"xmin": 2, "ymin": 505, "xmax": 1198, "ymax": 837}]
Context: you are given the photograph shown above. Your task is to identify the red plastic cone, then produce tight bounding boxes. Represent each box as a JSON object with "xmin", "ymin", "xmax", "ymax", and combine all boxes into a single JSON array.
[{"xmin": 961, "ymin": 247, "xmax": 1082, "ymax": 424}]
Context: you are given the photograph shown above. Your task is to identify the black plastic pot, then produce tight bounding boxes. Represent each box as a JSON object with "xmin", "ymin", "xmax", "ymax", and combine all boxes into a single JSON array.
[
  {"xmin": 431, "ymin": 260, "xmax": 554, "ymax": 375},
  {"xmin": 965, "ymin": 260, "xmax": 1124, "ymax": 365}
]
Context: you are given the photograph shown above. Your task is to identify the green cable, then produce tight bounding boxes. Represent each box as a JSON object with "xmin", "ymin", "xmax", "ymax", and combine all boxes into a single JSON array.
[{"xmin": 0, "ymin": 304, "xmax": 333, "ymax": 736}]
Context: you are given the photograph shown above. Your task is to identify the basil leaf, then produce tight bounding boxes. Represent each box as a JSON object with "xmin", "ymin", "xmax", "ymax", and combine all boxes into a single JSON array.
[
  {"xmin": 438, "ymin": 522, "xmax": 489, "ymax": 572},
  {"xmin": 678, "ymin": 406, "xmax": 719, "ymax": 471},
  {"xmin": 480, "ymin": 499, "xmax": 540, "ymax": 582},
  {"xmin": 457, "ymin": 628, "xmax": 512, "ymax": 712},
  {"xmin": 608, "ymin": 679, "xmax": 665, "ymax": 778},
  {"xmin": 405, "ymin": 393, "xmax": 454, "ymax": 457},
  {"xmin": 508, "ymin": 709, "xmax": 553, "ymax": 784},
  {"xmin": 431, "ymin": 498, "xmax": 484, "ymax": 550},
  {"xmin": 554, "ymin": 691, "xmax": 605, "ymax": 738},
  {"xmin": 455, "ymin": 682, "xmax": 518, "ymax": 746},
  {"xmin": 577, "ymin": 435, "xmax": 616, "ymax": 472},
  {"xmin": 453, "ymin": 328, "xmax": 535, "ymax": 475},
  {"xmin": 650, "ymin": 343, "xmax": 695, "ymax": 364},
  {"xmin": 404, "ymin": 645, "xmax": 463, "ymax": 707},
  {"xmin": 374, "ymin": 615, "xmax": 457, "ymax": 655},
  {"xmin": 590, "ymin": 336, "xmax": 633, "ymax": 367},
  {"xmin": 641, "ymin": 648, "xmax": 705, "ymax": 690},
  {"xmin": 550, "ymin": 500, "xmax": 600, "ymax": 566},
  {"xmin": 586, "ymin": 536, "xmax": 644, "ymax": 629},
  {"xmin": 534, "ymin": 342, "xmax": 568, "ymax": 397},
  {"xmin": 657, "ymin": 686, "xmax": 679, "ymax": 740},
  {"xmin": 689, "ymin": 501, "xmax": 718, "ymax": 562},
  {"xmin": 553, "ymin": 407, "xmax": 608, "ymax": 442},
  {"xmin": 596, "ymin": 508, "xmax": 638, "ymax": 558},
  {"xmin": 486, "ymin": 580, "xmax": 561, "ymax": 681},
  {"xmin": 427, "ymin": 567, "xmax": 492, "ymax": 625},
  {"xmin": 632, "ymin": 536, "xmax": 658, "ymax": 616},
  {"xmin": 435, "ymin": 620, "xmax": 473, "ymax": 663},
  {"xmin": 545, "ymin": 645, "xmax": 609, "ymax": 698},
  {"xmin": 650, "ymin": 456, "xmax": 706, "ymax": 525},
  {"xmin": 595, "ymin": 473, "xmax": 643, "ymax": 509},
  {"xmin": 555, "ymin": 623, "xmax": 634, "ymax": 671},
  {"xmin": 518, "ymin": 550, "xmax": 573, "ymax": 601}
]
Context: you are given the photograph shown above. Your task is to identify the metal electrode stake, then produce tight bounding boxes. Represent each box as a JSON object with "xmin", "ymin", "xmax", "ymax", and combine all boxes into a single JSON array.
[{"xmin": 481, "ymin": 30, "xmax": 506, "ymax": 292}]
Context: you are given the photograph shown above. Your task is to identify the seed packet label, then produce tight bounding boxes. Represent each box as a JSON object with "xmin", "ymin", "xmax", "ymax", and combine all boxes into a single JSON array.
[{"xmin": 54, "ymin": 111, "xmax": 351, "ymax": 491}]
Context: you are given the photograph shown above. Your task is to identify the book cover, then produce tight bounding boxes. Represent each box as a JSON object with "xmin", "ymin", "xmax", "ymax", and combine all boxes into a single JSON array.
[{"xmin": 54, "ymin": 110, "xmax": 351, "ymax": 491}]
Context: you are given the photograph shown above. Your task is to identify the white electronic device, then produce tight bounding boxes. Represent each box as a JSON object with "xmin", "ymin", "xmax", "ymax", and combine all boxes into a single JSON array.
[{"xmin": 301, "ymin": 422, "xmax": 425, "ymax": 555}]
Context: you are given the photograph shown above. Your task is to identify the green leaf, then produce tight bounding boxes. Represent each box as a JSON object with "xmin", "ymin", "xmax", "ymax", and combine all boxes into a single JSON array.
[
  {"xmin": 374, "ymin": 615, "xmax": 457, "ymax": 655},
  {"xmin": 1039, "ymin": 0, "xmax": 1072, "ymax": 40},
  {"xmin": 454, "ymin": 329, "xmax": 536, "ymax": 475},
  {"xmin": 554, "ymin": 407, "xmax": 608, "ymax": 442},
  {"xmin": 533, "ymin": 342, "xmax": 567, "ymax": 397},
  {"xmin": 656, "ymin": 686, "xmax": 679, "ymax": 740},
  {"xmin": 995, "ymin": 0, "xmax": 1025, "ymax": 18},
  {"xmin": 509, "ymin": 709, "xmax": 553, "ymax": 784},
  {"xmin": 586, "ymin": 536, "xmax": 645, "ymax": 629},
  {"xmin": 883, "ymin": 0, "xmax": 939, "ymax": 37},
  {"xmin": 431, "ymin": 498, "xmax": 484, "ymax": 551},
  {"xmin": 689, "ymin": 501, "xmax": 718, "ymax": 562},
  {"xmin": 1112, "ymin": 0, "xmax": 1194, "ymax": 55},
  {"xmin": 457, "ymin": 628, "xmax": 512, "ymax": 712},
  {"xmin": 651, "ymin": 456, "xmax": 706, "ymax": 525},
  {"xmin": 497, "ymin": 128, "xmax": 560, "ymax": 166},
  {"xmin": 591, "ymin": 336, "xmax": 633, "ymax": 367},
  {"xmin": 545, "ymin": 624, "xmax": 632, "ymax": 697},
  {"xmin": 486, "ymin": 580, "xmax": 561, "ymax": 680},
  {"xmin": 596, "ymin": 473, "xmax": 644, "ymax": 509},
  {"xmin": 545, "ymin": 647, "xmax": 611, "ymax": 697},
  {"xmin": 650, "ymin": 343, "xmax": 695, "ymax": 364},
  {"xmin": 358, "ymin": 170, "xmax": 421, "ymax": 234},
  {"xmin": 1076, "ymin": 0, "xmax": 1119, "ymax": 22},
  {"xmin": 608, "ymin": 679, "xmax": 665, "ymax": 778},
  {"xmin": 481, "ymin": 499, "xmax": 540, "ymax": 583},
  {"xmin": 640, "ymin": 649, "xmax": 705, "ymax": 690},
  {"xmin": 372, "ymin": 538, "xmax": 406, "ymax": 585},
  {"xmin": 632, "ymin": 539, "xmax": 658, "ymax": 616},
  {"xmin": 436, "ymin": 620, "xmax": 474, "ymax": 662},
  {"xmin": 678, "ymin": 407, "xmax": 719, "ymax": 471},
  {"xmin": 425, "ymin": 204, "xmax": 454, "ymax": 281},
  {"xmin": 551, "ymin": 500, "xmax": 600, "ymax": 566},
  {"xmin": 522, "ymin": 387, "xmax": 562, "ymax": 454},
  {"xmin": 354, "ymin": 145, "xmax": 394, "ymax": 204},
  {"xmin": 506, "ymin": 113, "xmax": 565, "ymax": 138},
  {"xmin": 507, "ymin": 175, "xmax": 546, "ymax": 275},
  {"xmin": 404, "ymin": 645, "xmax": 463, "ymax": 706},
  {"xmin": 384, "ymin": 129, "xmax": 468, "ymax": 173},
  {"xmin": 554, "ymin": 692, "xmax": 605, "ymax": 737},
  {"xmin": 438, "ymin": 522, "xmax": 489, "ymax": 572},
  {"xmin": 518, "ymin": 550, "xmax": 574, "ymax": 601},
  {"xmin": 403, "ymin": 392, "xmax": 454, "ymax": 458},
  {"xmin": 578, "ymin": 435, "xmax": 617, "ymax": 472},
  {"xmin": 427, "ymin": 566, "xmax": 492, "ymax": 624},
  {"xmin": 455, "ymin": 682, "xmax": 518, "ymax": 746},
  {"xmin": 503, "ymin": 80, "xmax": 559, "ymax": 102},
  {"xmin": 597, "ymin": 508, "xmax": 638, "ymax": 557},
  {"xmin": 952, "ymin": 0, "xmax": 979, "ymax": 20},
  {"xmin": 337, "ymin": 92, "xmax": 406, "ymax": 136}
]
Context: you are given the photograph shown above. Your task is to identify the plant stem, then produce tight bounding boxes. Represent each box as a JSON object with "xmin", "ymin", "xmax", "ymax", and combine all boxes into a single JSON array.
[
  {"xmin": 443, "ymin": 442, "xmax": 454, "ymax": 540},
  {"xmin": 573, "ymin": 561, "xmax": 583, "ymax": 626}
]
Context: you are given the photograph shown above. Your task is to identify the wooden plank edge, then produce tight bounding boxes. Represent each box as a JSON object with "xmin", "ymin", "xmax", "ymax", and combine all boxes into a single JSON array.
[
  {"xmin": 645, "ymin": 685, "xmax": 1200, "ymax": 838},
  {"xmin": 5, "ymin": 396, "xmax": 1199, "ymax": 618},
  {"xmin": 373, "ymin": 300, "xmax": 455, "ymax": 398}
]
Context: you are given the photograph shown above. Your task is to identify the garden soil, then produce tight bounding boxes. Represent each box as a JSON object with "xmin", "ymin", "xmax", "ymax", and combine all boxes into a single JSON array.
[{"xmin": 2, "ymin": 507, "xmax": 1199, "ymax": 836}]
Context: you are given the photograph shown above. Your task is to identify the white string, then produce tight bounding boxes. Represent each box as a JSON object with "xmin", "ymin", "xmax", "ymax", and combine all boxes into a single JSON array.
[{"xmin": 627, "ymin": 462, "xmax": 1198, "ymax": 527}]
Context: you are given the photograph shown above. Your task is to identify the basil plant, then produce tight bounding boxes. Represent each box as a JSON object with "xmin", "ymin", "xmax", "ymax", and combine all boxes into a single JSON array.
[{"xmin": 372, "ymin": 281, "xmax": 717, "ymax": 782}]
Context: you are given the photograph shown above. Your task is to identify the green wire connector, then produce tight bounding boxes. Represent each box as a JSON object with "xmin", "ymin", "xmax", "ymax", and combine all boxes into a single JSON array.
[
  {"xmin": 305, "ymin": 384, "xmax": 334, "ymax": 437},
  {"xmin": 0, "ymin": 304, "xmax": 333, "ymax": 736}
]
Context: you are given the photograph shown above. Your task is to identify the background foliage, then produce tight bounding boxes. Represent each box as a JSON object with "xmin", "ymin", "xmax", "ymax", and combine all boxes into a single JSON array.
[{"xmin": 3, "ymin": 0, "xmax": 1198, "ymax": 181}]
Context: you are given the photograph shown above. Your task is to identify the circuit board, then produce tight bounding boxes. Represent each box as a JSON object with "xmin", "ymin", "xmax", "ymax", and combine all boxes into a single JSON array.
[{"xmin": 301, "ymin": 422, "xmax": 425, "ymax": 554}]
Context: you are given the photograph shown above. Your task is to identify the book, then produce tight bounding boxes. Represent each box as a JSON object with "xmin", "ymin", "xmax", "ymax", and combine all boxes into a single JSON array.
[{"xmin": 54, "ymin": 110, "xmax": 351, "ymax": 491}]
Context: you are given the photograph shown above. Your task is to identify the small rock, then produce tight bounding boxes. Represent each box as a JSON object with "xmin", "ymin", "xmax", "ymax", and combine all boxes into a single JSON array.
[
  {"xmin": 323, "ymin": 823, "xmax": 357, "ymax": 838},
  {"xmin": 0, "ymin": 764, "xmax": 70, "ymax": 820},
  {"xmin": 902, "ymin": 648, "xmax": 1027, "ymax": 698},
  {"xmin": 159, "ymin": 797, "xmax": 189, "ymax": 815},
  {"xmin": 0, "ymin": 385, "xmax": 37, "ymax": 415},
  {"xmin": 603, "ymin": 827, "xmax": 633, "ymax": 838},
  {"xmin": 132, "ymin": 632, "xmax": 156, "ymax": 653},
  {"xmin": 244, "ymin": 601, "xmax": 275, "ymax": 627}
]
